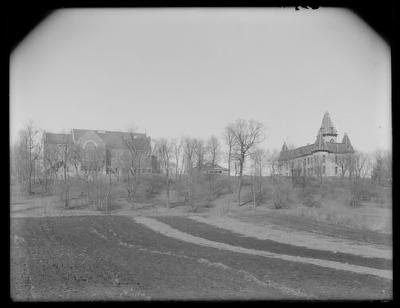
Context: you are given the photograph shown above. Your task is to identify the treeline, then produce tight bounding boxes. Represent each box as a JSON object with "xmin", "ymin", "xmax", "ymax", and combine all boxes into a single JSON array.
[{"xmin": 11, "ymin": 120, "xmax": 392, "ymax": 211}]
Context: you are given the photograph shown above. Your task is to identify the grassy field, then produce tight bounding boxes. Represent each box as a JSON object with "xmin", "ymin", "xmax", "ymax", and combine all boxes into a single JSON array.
[{"xmin": 11, "ymin": 175, "xmax": 392, "ymax": 235}]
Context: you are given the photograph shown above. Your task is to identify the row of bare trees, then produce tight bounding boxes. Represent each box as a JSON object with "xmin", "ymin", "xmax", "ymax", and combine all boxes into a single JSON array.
[
  {"xmin": 152, "ymin": 135, "xmax": 223, "ymax": 209},
  {"xmin": 10, "ymin": 119, "xmax": 278, "ymax": 209},
  {"xmin": 11, "ymin": 120, "xmax": 391, "ymax": 211},
  {"xmin": 151, "ymin": 119, "xmax": 271, "ymax": 208}
]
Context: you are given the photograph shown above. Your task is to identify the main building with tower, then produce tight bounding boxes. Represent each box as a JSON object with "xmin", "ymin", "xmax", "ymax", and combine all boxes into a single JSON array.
[{"xmin": 278, "ymin": 112, "xmax": 355, "ymax": 177}]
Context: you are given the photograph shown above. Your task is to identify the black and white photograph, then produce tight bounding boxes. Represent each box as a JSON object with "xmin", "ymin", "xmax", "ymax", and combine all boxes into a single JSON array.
[{"xmin": 9, "ymin": 7, "xmax": 392, "ymax": 301}]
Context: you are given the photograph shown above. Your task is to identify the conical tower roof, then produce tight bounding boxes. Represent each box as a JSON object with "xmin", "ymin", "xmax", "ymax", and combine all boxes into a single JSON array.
[
  {"xmin": 342, "ymin": 133, "xmax": 354, "ymax": 151},
  {"xmin": 278, "ymin": 142, "xmax": 289, "ymax": 161},
  {"xmin": 342, "ymin": 133, "xmax": 351, "ymax": 145},
  {"xmin": 318, "ymin": 111, "xmax": 337, "ymax": 136},
  {"xmin": 281, "ymin": 142, "xmax": 288, "ymax": 152}
]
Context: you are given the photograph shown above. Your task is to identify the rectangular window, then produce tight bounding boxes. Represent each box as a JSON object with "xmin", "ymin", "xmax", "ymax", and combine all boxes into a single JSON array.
[
  {"xmin": 323, "ymin": 166, "xmax": 326, "ymax": 174},
  {"xmin": 335, "ymin": 166, "xmax": 338, "ymax": 175},
  {"xmin": 323, "ymin": 155, "xmax": 326, "ymax": 163}
]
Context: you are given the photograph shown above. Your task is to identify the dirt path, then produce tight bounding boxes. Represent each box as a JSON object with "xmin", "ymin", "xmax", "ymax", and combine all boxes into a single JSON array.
[
  {"xmin": 135, "ymin": 217, "xmax": 391, "ymax": 280},
  {"xmin": 187, "ymin": 216, "xmax": 391, "ymax": 260}
]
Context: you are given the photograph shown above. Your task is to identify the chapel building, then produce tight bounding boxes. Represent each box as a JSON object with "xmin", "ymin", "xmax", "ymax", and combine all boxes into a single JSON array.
[{"xmin": 42, "ymin": 129, "xmax": 159, "ymax": 177}]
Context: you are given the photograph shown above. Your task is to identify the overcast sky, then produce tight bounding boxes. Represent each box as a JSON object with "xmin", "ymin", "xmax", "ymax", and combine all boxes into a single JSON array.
[{"xmin": 10, "ymin": 8, "xmax": 391, "ymax": 154}]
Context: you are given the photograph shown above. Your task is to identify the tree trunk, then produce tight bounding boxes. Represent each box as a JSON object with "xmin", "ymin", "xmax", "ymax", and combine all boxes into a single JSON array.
[
  {"xmin": 237, "ymin": 156, "xmax": 244, "ymax": 206},
  {"xmin": 227, "ymin": 147, "xmax": 232, "ymax": 192},
  {"xmin": 166, "ymin": 170, "xmax": 170, "ymax": 208},
  {"xmin": 63, "ymin": 159, "xmax": 69, "ymax": 209},
  {"xmin": 252, "ymin": 175, "xmax": 256, "ymax": 208},
  {"xmin": 175, "ymin": 159, "xmax": 179, "ymax": 181},
  {"xmin": 29, "ymin": 145, "xmax": 32, "ymax": 195},
  {"xmin": 108, "ymin": 169, "xmax": 112, "ymax": 213},
  {"xmin": 259, "ymin": 164, "xmax": 262, "ymax": 196}
]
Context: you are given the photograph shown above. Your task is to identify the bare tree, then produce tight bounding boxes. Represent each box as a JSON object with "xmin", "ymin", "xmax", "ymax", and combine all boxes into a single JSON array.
[
  {"xmin": 311, "ymin": 155, "xmax": 324, "ymax": 184},
  {"xmin": 182, "ymin": 137, "xmax": 197, "ymax": 173},
  {"xmin": 343, "ymin": 150, "xmax": 372, "ymax": 207},
  {"xmin": 121, "ymin": 129, "xmax": 151, "ymax": 205},
  {"xmin": 13, "ymin": 122, "xmax": 41, "ymax": 195},
  {"xmin": 181, "ymin": 137, "xmax": 198, "ymax": 207},
  {"xmin": 249, "ymin": 147, "xmax": 267, "ymax": 207},
  {"xmin": 336, "ymin": 154, "xmax": 353, "ymax": 179},
  {"xmin": 350, "ymin": 151, "xmax": 372, "ymax": 179},
  {"xmin": 194, "ymin": 138, "xmax": 206, "ymax": 170},
  {"xmin": 122, "ymin": 130, "xmax": 145, "ymax": 176},
  {"xmin": 155, "ymin": 138, "xmax": 173, "ymax": 208},
  {"xmin": 82, "ymin": 146, "xmax": 107, "ymax": 210},
  {"xmin": 171, "ymin": 138, "xmax": 182, "ymax": 181},
  {"xmin": 69, "ymin": 144, "xmax": 83, "ymax": 177},
  {"xmin": 42, "ymin": 138, "xmax": 62, "ymax": 193},
  {"xmin": 372, "ymin": 150, "xmax": 392, "ymax": 185},
  {"xmin": 205, "ymin": 135, "xmax": 220, "ymax": 166},
  {"xmin": 227, "ymin": 119, "xmax": 265, "ymax": 206},
  {"xmin": 266, "ymin": 149, "xmax": 280, "ymax": 178},
  {"xmin": 59, "ymin": 133, "xmax": 72, "ymax": 208},
  {"xmin": 223, "ymin": 125, "xmax": 235, "ymax": 191},
  {"xmin": 203, "ymin": 136, "xmax": 221, "ymax": 201}
]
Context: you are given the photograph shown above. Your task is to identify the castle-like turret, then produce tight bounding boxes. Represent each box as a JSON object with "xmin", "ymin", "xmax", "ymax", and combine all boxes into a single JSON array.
[
  {"xmin": 318, "ymin": 111, "xmax": 338, "ymax": 143},
  {"xmin": 342, "ymin": 133, "xmax": 354, "ymax": 151},
  {"xmin": 278, "ymin": 142, "xmax": 289, "ymax": 162},
  {"xmin": 281, "ymin": 142, "xmax": 288, "ymax": 152}
]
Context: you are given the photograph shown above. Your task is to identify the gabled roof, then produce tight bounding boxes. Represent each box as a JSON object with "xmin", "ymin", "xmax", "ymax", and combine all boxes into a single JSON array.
[
  {"xmin": 318, "ymin": 111, "xmax": 337, "ymax": 136},
  {"xmin": 44, "ymin": 132, "xmax": 73, "ymax": 145},
  {"xmin": 278, "ymin": 135, "xmax": 354, "ymax": 162},
  {"xmin": 278, "ymin": 112, "xmax": 354, "ymax": 162},
  {"xmin": 72, "ymin": 129, "xmax": 150, "ymax": 150},
  {"xmin": 197, "ymin": 162, "xmax": 229, "ymax": 171},
  {"xmin": 278, "ymin": 143, "xmax": 315, "ymax": 161},
  {"xmin": 326, "ymin": 142, "xmax": 354, "ymax": 154}
]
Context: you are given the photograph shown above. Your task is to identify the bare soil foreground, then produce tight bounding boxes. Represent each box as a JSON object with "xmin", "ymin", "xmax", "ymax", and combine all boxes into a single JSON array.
[{"xmin": 11, "ymin": 215, "xmax": 391, "ymax": 300}]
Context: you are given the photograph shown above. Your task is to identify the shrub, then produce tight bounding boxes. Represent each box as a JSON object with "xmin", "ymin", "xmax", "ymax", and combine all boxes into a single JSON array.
[
  {"xmin": 140, "ymin": 174, "xmax": 166, "ymax": 199},
  {"xmin": 173, "ymin": 178, "xmax": 189, "ymax": 202},
  {"xmin": 212, "ymin": 176, "xmax": 231, "ymax": 198},
  {"xmin": 272, "ymin": 178, "xmax": 292, "ymax": 209},
  {"xmin": 303, "ymin": 195, "xmax": 322, "ymax": 208},
  {"xmin": 348, "ymin": 180, "xmax": 363, "ymax": 207},
  {"xmin": 172, "ymin": 173, "xmax": 212, "ymax": 211}
]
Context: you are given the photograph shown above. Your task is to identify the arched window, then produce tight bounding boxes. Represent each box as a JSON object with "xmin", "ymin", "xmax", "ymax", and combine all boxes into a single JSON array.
[
  {"xmin": 84, "ymin": 141, "xmax": 97, "ymax": 157},
  {"xmin": 84, "ymin": 141, "xmax": 99, "ymax": 169}
]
